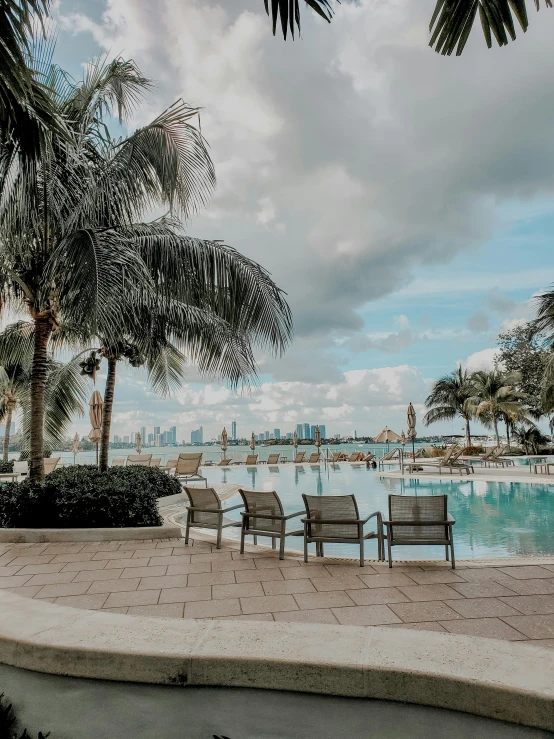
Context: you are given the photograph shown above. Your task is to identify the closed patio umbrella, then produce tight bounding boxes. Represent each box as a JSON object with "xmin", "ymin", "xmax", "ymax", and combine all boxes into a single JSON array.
[
  {"xmin": 72, "ymin": 433, "xmax": 80, "ymax": 465},
  {"xmin": 400, "ymin": 431, "xmax": 407, "ymax": 447},
  {"xmin": 407, "ymin": 403, "xmax": 417, "ymax": 460},
  {"xmin": 293, "ymin": 430, "xmax": 298, "ymax": 460},
  {"xmin": 314, "ymin": 425, "xmax": 321, "ymax": 460},
  {"xmin": 135, "ymin": 432, "xmax": 142, "ymax": 455},
  {"xmin": 88, "ymin": 391, "xmax": 104, "ymax": 466},
  {"xmin": 250, "ymin": 432, "xmax": 256, "ymax": 452},
  {"xmin": 221, "ymin": 427, "xmax": 228, "ymax": 460}
]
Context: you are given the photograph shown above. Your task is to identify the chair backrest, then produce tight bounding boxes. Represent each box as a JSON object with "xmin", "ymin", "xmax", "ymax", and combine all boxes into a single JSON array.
[
  {"xmin": 388, "ymin": 495, "xmax": 448, "ymax": 541},
  {"xmin": 330, "ymin": 452, "xmax": 341, "ymax": 462},
  {"xmin": 44, "ymin": 457, "xmax": 60, "ymax": 475},
  {"xmin": 166, "ymin": 459, "xmax": 178, "ymax": 469},
  {"xmin": 111, "ymin": 458, "xmax": 125, "ymax": 467},
  {"xmin": 218, "ymin": 458, "xmax": 232, "ymax": 466},
  {"xmin": 380, "ymin": 449, "xmax": 396, "ymax": 462},
  {"xmin": 441, "ymin": 445, "xmax": 460, "ymax": 465},
  {"xmin": 183, "ymin": 486, "xmax": 222, "ymax": 526},
  {"xmin": 150, "ymin": 458, "xmax": 161, "ymax": 467},
  {"xmin": 309, "ymin": 453, "xmax": 319, "ymax": 463},
  {"xmin": 492, "ymin": 445, "xmax": 508, "ymax": 458},
  {"xmin": 348, "ymin": 453, "xmax": 359, "ymax": 462},
  {"xmin": 127, "ymin": 455, "xmax": 152, "ymax": 466},
  {"xmin": 245, "ymin": 454, "xmax": 258, "ymax": 465},
  {"xmin": 302, "ymin": 494, "xmax": 360, "ymax": 540},
  {"xmin": 267, "ymin": 454, "xmax": 280, "ymax": 464},
  {"xmin": 176, "ymin": 453, "xmax": 202, "ymax": 475},
  {"xmin": 239, "ymin": 489, "xmax": 283, "ymax": 535},
  {"xmin": 13, "ymin": 461, "xmax": 28, "ymax": 474},
  {"xmin": 294, "ymin": 452, "xmax": 305, "ymax": 463},
  {"xmin": 481, "ymin": 446, "xmax": 499, "ymax": 460}
]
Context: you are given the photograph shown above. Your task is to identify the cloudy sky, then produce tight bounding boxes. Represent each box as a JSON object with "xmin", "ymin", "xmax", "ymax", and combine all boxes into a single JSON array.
[{"xmin": 52, "ymin": 0, "xmax": 554, "ymax": 442}]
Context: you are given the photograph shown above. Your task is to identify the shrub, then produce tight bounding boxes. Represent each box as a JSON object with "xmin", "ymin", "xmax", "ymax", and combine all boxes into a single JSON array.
[
  {"xmin": 0, "ymin": 466, "xmax": 166, "ymax": 529},
  {"xmin": 0, "ymin": 460, "xmax": 14, "ymax": 473},
  {"xmin": 115, "ymin": 465, "xmax": 182, "ymax": 499}
]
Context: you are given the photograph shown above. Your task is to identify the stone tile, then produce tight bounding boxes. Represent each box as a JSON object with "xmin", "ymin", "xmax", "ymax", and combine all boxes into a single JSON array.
[
  {"xmin": 81, "ymin": 542, "xmax": 121, "ymax": 553},
  {"xmin": 35, "ymin": 582, "xmax": 90, "ymax": 598},
  {"xmin": 138, "ymin": 575, "xmax": 189, "ymax": 590},
  {"xmin": 332, "ymin": 605, "xmax": 401, "ymax": 626},
  {"xmin": 452, "ymin": 567, "xmax": 513, "ymax": 581},
  {"xmin": 406, "ymin": 571, "xmax": 466, "ymax": 585},
  {"xmin": 262, "ymin": 579, "xmax": 316, "ymax": 596},
  {"xmin": 127, "ymin": 603, "xmax": 185, "ymax": 618},
  {"xmin": 382, "ymin": 621, "xmax": 447, "ymax": 633},
  {"xmin": 117, "ymin": 540, "xmax": 156, "ymax": 550},
  {"xmin": 212, "ymin": 582, "xmax": 264, "ymax": 600},
  {"xmin": 497, "ymin": 566, "xmax": 554, "ymax": 580},
  {"xmin": 389, "ymin": 601, "xmax": 464, "ymax": 623},
  {"xmin": 449, "ymin": 581, "xmax": 518, "ymax": 599},
  {"xmin": 281, "ymin": 565, "xmax": 329, "ymax": 580},
  {"xmin": 440, "ymin": 618, "xmax": 526, "ymax": 641},
  {"xmin": 397, "ymin": 584, "xmax": 463, "ymax": 602},
  {"xmin": 358, "ymin": 573, "xmax": 416, "ymax": 589},
  {"xmin": 210, "ymin": 558, "xmax": 255, "ymax": 572},
  {"xmin": 190, "ymin": 552, "xmax": 233, "ymax": 563},
  {"xmin": 143, "ymin": 555, "xmax": 192, "ymax": 567},
  {"xmin": 216, "ymin": 613, "xmax": 274, "ymax": 622},
  {"xmin": 499, "ymin": 595, "xmax": 554, "ymax": 615},
  {"xmin": 87, "ymin": 578, "xmax": 140, "ymax": 594},
  {"xmin": 61, "ymin": 560, "xmax": 109, "ymax": 572},
  {"xmin": 293, "ymin": 591, "xmax": 356, "ymax": 611},
  {"xmin": 444, "ymin": 598, "xmax": 522, "ymax": 619},
  {"xmin": 8, "ymin": 555, "xmax": 55, "ymax": 566},
  {"xmin": 155, "ymin": 539, "xmax": 191, "ymax": 549},
  {"xmin": 41, "ymin": 544, "xmax": 86, "ymax": 554},
  {"xmin": 0, "ymin": 575, "xmax": 32, "ymax": 589},
  {"xmin": 369, "ymin": 564, "xmax": 424, "ymax": 573},
  {"xmin": 26, "ymin": 572, "xmax": 77, "ymax": 587},
  {"xmin": 529, "ymin": 639, "xmax": 554, "ymax": 649},
  {"xmin": 105, "ymin": 558, "xmax": 150, "ymax": 570},
  {"xmin": 36, "ymin": 597, "xmax": 57, "ymax": 603},
  {"xmin": 187, "ymin": 571, "xmax": 235, "ymax": 587},
  {"xmin": 324, "ymin": 565, "xmax": 377, "ymax": 577},
  {"xmin": 184, "ymin": 599, "xmax": 241, "ymax": 619},
  {"xmin": 104, "ymin": 589, "xmax": 160, "ymax": 608},
  {"xmin": 103, "ymin": 607, "xmax": 129, "ymax": 614},
  {"xmin": 16, "ymin": 563, "xmax": 65, "ymax": 576},
  {"xmin": 159, "ymin": 586, "xmax": 211, "ymax": 604},
  {"xmin": 347, "ymin": 587, "xmax": 410, "ymax": 606},
  {"xmin": 120, "ymin": 566, "xmax": 167, "ymax": 579},
  {"xmin": 0, "ymin": 566, "xmax": 24, "ymax": 577},
  {"xmin": 92, "ymin": 549, "xmax": 144, "ymax": 561},
  {"xmin": 51, "ymin": 553, "xmax": 95, "ymax": 563},
  {"xmin": 240, "ymin": 594, "xmax": 299, "ymax": 615},
  {"xmin": 9, "ymin": 585, "xmax": 43, "ymax": 598},
  {"xmin": 493, "ymin": 579, "xmax": 554, "ymax": 596},
  {"xmin": 235, "ymin": 569, "xmax": 284, "ymax": 583},
  {"xmin": 165, "ymin": 562, "xmax": 212, "ymax": 576},
  {"xmin": 254, "ymin": 557, "xmax": 300, "ymax": 570},
  {"xmin": 54, "ymin": 594, "xmax": 108, "ymax": 610},
  {"xmin": 131, "ymin": 548, "xmax": 173, "ymax": 558},
  {"xmin": 311, "ymin": 576, "xmax": 366, "ymax": 592},
  {"xmin": 72, "ymin": 569, "xmax": 124, "ymax": 582},
  {"xmin": 273, "ymin": 609, "xmax": 338, "ymax": 624}
]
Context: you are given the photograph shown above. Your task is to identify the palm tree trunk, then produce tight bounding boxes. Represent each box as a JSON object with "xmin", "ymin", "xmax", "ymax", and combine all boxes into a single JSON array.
[
  {"xmin": 3, "ymin": 405, "xmax": 12, "ymax": 462},
  {"xmin": 29, "ymin": 314, "xmax": 52, "ymax": 482},
  {"xmin": 99, "ymin": 356, "xmax": 117, "ymax": 472},
  {"xmin": 505, "ymin": 419, "xmax": 511, "ymax": 450},
  {"xmin": 493, "ymin": 416, "xmax": 500, "ymax": 448},
  {"xmin": 465, "ymin": 417, "xmax": 472, "ymax": 449}
]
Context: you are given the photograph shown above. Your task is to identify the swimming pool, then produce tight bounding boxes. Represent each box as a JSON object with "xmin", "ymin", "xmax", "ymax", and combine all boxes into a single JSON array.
[{"xmin": 197, "ymin": 463, "xmax": 554, "ymax": 560}]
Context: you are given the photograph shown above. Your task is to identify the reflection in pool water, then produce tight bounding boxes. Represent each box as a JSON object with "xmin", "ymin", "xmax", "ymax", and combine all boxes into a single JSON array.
[{"xmin": 197, "ymin": 463, "xmax": 554, "ymax": 560}]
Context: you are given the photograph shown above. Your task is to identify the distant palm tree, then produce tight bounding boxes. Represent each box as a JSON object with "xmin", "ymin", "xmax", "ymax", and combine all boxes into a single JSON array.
[
  {"xmin": 512, "ymin": 424, "xmax": 548, "ymax": 454},
  {"xmin": 469, "ymin": 369, "xmax": 526, "ymax": 448},
  {"xmin": 424, "ymin": 366, "xmax": 475, "ymax": 448}
]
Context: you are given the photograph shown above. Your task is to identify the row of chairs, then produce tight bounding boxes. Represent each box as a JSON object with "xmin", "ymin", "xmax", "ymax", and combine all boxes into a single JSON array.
[{"xmin": 182, "ymin": 486, "xmax": 456, "ymax": 569}]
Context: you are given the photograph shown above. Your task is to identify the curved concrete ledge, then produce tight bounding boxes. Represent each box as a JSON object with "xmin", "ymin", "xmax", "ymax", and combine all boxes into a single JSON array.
[
  {"xmin": 0, "ymin": 524, "xmax": 181, "ymax": 543},
  {"xmin": 0, "ymin": 591, "xmax": 552, "ymax": 731}
]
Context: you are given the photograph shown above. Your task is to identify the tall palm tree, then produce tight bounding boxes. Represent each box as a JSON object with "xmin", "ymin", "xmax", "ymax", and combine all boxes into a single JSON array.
[
  {"xmin": 423, "ymin": 366, "xmax": 475, "ymax": 448},
  {"xmin": 0, "ymin": 364, "xmax": 25, "ymax": 461},
  {"xmin": 468, "ymin": 369, "xmax": 526, "ymax": 448},
  {"xmin": 0, "ymin": 55, "xmax": 291, "ymax": 481}
]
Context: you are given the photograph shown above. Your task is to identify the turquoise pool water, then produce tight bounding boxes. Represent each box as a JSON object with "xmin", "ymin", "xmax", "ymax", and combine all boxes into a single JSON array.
[{"xmin": 198, "ymin": 463, "xmax": 554, "ymax": 560}]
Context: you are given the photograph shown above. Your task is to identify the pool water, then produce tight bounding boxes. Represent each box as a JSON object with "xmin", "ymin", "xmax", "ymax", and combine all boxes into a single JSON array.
[{"xmin": 197, "ymin": 463, "xmax": 554, "ymax": 560}]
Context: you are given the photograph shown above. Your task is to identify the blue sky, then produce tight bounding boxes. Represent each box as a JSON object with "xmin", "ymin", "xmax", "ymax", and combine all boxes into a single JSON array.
[{"xmin": 47, "ymin": 0, "xmax": 554, "ymax": 442}]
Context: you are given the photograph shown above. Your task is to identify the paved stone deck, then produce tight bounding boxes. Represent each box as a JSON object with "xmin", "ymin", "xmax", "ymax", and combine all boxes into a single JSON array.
[{"xmin": 2, "ymin": 537, "xmax": 554, "ymax": 647}]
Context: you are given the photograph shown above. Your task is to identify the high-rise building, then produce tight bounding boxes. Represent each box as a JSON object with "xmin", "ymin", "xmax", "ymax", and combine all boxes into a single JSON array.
[
  {"xmin": 170, "ymin": 426, "xmax": 177, "ymax": 444},
  {"xmin": 354, "ymin": 430, "xmax": 357, "ymax": 439},
  {"xmin": 303, "ymin": 423, "xmax": 311, "ymax": 440},
  {"xmin": 258, "ymin": 433, "xmax": 264, "ymax": 442},
  {"xmin": 273, "ymin": 428, "xmax": 281, "ymax": 440},
  {"xmin": 140, "ymin": 426, "xmax": 146, "ymax": 443},
  {"xmin": 296, "ymin": 423, "xmax": 303, "ymax": 440},
  {"xmin": 154, "ymin": 426, "xmax": 160, "ymax": 436},
  {"xmin": 154, "ymin": 434, "xmax": 161, "ymax": 447},
  {"xmin": 148, "ymin": 433, "xmax": 153, "ymax": 444},
  {"xmin": 113, "ymin": 435, "xmax": 120, "ymax": 443},
  {"xmin": 264, "ymin": 431, "xmax": 270, "ymax": 440},
  {"xmin": 131, "ymin": 432, "xmax": 136, "ymax": 443},
  {"xmin": 319, "ymin": 425, "xmax": 326, "ymax": 440},
  {"xmin": 191, "ymin": 426, "xmax": 203, "ymax": 445},
  {"xmin": 310, "ymin": 425, "xmax": 317, "ymax": 440},
  {"xmin": 286, "ymin": 432, "xmax": 293, "ymax": 440},
  {"xmin": 123, "ymin": 435, "xmax": 129, "ymax": 443},
  {"xmin": 231, "ymin": 421, "xmax": 237, "ymax": 441}
]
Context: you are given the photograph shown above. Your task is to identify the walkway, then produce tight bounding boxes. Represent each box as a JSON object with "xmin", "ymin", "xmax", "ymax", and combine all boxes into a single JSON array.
[{"xmin": 2, "ymin": 537, "xmax": 554, "ymax": 646}]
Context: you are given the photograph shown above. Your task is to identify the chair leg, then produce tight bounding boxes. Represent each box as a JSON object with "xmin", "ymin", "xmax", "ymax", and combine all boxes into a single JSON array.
[
  {"xmin": 279, "ymin": 522, "xmax": 286, "ymax": 560},
  {"xmin": 450, "ymin": 534, "xmax": 456, "ymax": 570},
  {"xmin": 445, "ymin": 544, "xmax": 450, "ymax": 562},
  {"xmin": 216, "ymin": 515, "xmax": 222, "ymax": 550},
  {"xmin": 272, "ymin": 537, "xmax": 276, "ymax": 550},
  {"xmin": 303, "ymin": 532, "xmax": 308, "ymax": 563},
  {"xmin": 185, "ymin": 511, "xmax": 191, "ymax": 545},
  {"xmin": 359, "ymin": 538, "xmax": 364, "ymax": 567},
  {"xmin": 254, "ymin": 535, "xmax": 258, "ymax": 545},
  {"xmin": 240, "ymin": 523, "xmax": 246, "ymax": 554},
  {"xmin": 387, "ymin": 529, "xmax": 393, "ymax": 568}
]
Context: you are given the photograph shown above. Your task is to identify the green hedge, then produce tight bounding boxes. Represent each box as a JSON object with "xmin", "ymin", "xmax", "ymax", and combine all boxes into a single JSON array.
[
  {"xmin": 0, "ymin": 465, "xmax": 180, "ymax": 529},
  {"xmin": 0, "ymin": 460, "xmax": 14, "ymax": 473}
]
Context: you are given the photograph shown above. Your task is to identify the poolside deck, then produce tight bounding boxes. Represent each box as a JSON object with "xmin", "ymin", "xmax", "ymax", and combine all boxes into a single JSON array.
[{"xmin": 2, "ymin": 534, "xmax": 554, "ymax": 647}]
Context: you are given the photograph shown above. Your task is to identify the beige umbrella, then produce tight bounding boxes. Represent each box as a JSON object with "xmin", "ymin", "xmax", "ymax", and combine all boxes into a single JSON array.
[
  {"xmin": 400, "ymin": 431, "xmax": 407, "ymax": 447},
  {"xmin": 314, "ymin": 425, "xmax": 321, "ymax": 460},
  {"xmin": 293, "ymin": 430, "xmax": 298, "ymax": 458},
  {"xmin": 374, "ymin": 426, "xmax": 401, "ymax": 443},
  {"xmin": 250, "ymin": 432, "xmax": 256, "ymax": 452},
  {"xmin": 407, "ymin": 403, "xmax": 417, "ymax": 459},
  {"xmin": 88, "ymin": 390, "xmax": 104, "ymax": 465},
  {"xmin": 135, "ymin": 432, "xmax": 142, "ymax": 455},
  {"xmin": 72, "ymin": 433, "xmax": 80, "ymax": 465},
  {"xmin": 221, "ymin": 427, "xmax": 228, "ymax": 460}
]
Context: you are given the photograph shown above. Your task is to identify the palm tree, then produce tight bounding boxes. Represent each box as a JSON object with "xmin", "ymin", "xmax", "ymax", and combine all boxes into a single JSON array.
[
  {"xmin": 424, "ymin": 366, "xmax": 475, "ymax": 448},
  {"xmin": 0, "ymin": 54, "xmax": 291, "ymax": 481},
  {"xmin": 0, "ymin": 364, "xmax": 25, "ymax": 461},
  {"xmin": 468, "ymin": 369, "xmax": 526, "ymax": 448},
  {"xmin": 512, "ymin": 424, "xmax": 549, "ymax": 454}
]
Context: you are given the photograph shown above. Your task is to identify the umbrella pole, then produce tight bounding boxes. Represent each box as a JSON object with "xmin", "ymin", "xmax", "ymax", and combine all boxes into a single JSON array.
[
  {"xmin": 412, "ymin": 439, "xmax": 415, "ymax": 461},
  {"xmin": 96, "ymin": 443, "xmax": 99, "ymax": 466}
]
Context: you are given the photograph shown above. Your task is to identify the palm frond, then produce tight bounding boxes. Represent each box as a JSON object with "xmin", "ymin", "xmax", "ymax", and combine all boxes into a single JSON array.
[
  {"xmin": 0, "ymin": 321, "xmax": 35, "ymax": 367},
  {"xmin": 264, "ymin": 0, "xmax": 335, "ymax": 38},
  {"xmin": 429, "ymin": 0, "xmax": 552, "ymax": 56}
]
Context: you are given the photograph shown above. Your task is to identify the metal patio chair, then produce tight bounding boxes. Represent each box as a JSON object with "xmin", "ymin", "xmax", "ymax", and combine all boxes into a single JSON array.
[
  {"xmin": 238, "ymin": 489, "xmax": 304, "ymax": 560},
  {"xmin": 183, "ymin": 486, "xmax": 242, "ymax": 549}
]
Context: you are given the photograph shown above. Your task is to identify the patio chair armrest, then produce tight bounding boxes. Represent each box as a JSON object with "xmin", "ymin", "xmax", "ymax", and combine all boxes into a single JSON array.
[
  {"xmin": 224, "ymin": 503, "xmax": 244, "ymax": 512},
  {"xmin": 284, "ymin": 510, "xmax": 305, "ymax": 520},
  {"xmin": 301, "ymin": 517, "xmax": 369, "ymax": 525},
  {"xmin": 186, "ymin": 505, "xmax": 226, "ymax": 514},
  {"xmin": 382, "ymin": 519, "xmax": 453, "ymax": 526},
  {"xmin": 447, "ymin": 513, "xmax": 456, "ymax": 524},
  {"xmin": 361, "ymin": 511, "xmax": 382, "ymax": 524},
  {"xmin": 241, "ymin": 511, "xmax": 285, "ymax": 521}
]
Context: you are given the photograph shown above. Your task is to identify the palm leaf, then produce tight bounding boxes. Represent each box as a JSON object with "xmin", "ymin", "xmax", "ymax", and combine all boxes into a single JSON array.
[{"xmin": 264, "ymin": 0, "xmax": 335, "ymax": 38}]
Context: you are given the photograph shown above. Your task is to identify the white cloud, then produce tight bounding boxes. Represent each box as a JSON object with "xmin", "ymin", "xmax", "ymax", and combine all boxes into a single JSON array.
[{"xmin": 463, "ymin": 348, "xmax": 500, "ymax": 372}]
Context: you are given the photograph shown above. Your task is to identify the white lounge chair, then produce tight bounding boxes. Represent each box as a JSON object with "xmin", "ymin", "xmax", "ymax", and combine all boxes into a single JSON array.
[{"xmin": 175, "ymin": 453, "xmax": 207, "ymax": 487}]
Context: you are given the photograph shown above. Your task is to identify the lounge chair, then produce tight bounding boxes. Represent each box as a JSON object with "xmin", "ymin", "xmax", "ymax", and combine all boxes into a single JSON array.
[
  {"xmin": 308, "ymin": 452, "xmax": 320, "ymax": 463},
  {"xmin": 127, "ymin": 454, "xmax": 152, "ymax": 466},
  {"xmin": 0, "ymin": 461, "xmax": 28, "ymax": 483},
  {"xmin": 347, "ymin": 452, "xmax": 360, "ymax": 462},
  {"xmin": 239, "ymin": 489, "xmax": 304, "ymax": 560},
  {"xmin": 111, "ymin": 458, "xmax": 126, "ymax": 467},
  {"xmin": 383, "ymin": 494, "xmax": 456, "ymax": 568},
  {"xmin": 377, "ymin": 448, "xmax": 400, "ymax": 470},
  {"xmin": 161, "ymin": 459, "xmax": 178, "ymax": 474},
  {"xmin": 44, "ymin": 457, "xmax": 60, "ymax": 475},
  {"xmin": 150, "ymin": 458, "xmax": 161, "ymax": 467},
  {"xmin": 262, "ymin": 453, "xmax": 280, "ymax": 465},
  {"xmin": 460, "ymin": 446, "xmax": 499, "ymax": 465},
  {"xmin": 293, "ymin": 452, "xmax": 305, "ymax": 464},
  {"xmin": 175, "ymin": 453, "xmax": 207, "ymax": 487},
  {"xmin": 483, "ymin": 445, "xmax": 515, "ymax": 468},
  {"xmin": 329, "ymin": 452, "xmax": 341, "ymax": 463},
  {"xmin": 406, "ymin": 446, "xmax": 473, "ymax": 475},
  {"xmin": 218, "ymin": 458, "xmax": 233, "ymax": 466},
  {"xmin": 245, "ymin": 454, "xmax": 258, "ymax": 465},
  {"xmin": 301, "ymin": 493, "xmax": 384, "ymax": 567},
  {"xmin": 183, "ymin": 486, "xmax": 242, "ymax": 549}
]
